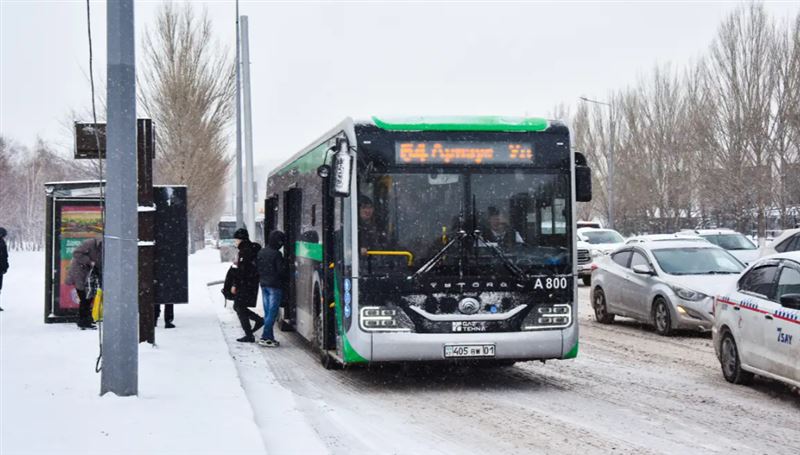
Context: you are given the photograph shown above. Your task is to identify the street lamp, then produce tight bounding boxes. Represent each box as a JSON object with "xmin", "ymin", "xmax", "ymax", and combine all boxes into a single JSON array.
[{"xmin": 579, "ymin": 96, "xmax": 615, "ymax": 230}]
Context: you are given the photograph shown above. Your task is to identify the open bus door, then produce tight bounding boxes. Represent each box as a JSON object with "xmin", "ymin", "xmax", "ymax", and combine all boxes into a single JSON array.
[
  {"xmin": 282, "ymin": 189, "xmax": 302, "ymax": 329},
  {"xmin": 321, "ymin": 179, "xmax": 337, "ymax": 352}
]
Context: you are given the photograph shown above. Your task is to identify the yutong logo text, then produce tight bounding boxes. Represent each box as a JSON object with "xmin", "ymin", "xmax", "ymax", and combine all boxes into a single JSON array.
[{"xmin": 428, "ymin": 281, "xmax": 525, "ymax": 291}]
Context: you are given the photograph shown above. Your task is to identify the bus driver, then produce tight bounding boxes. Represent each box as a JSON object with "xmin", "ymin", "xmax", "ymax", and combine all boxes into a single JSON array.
[
  {"xmin": 358, "ymin": 196, "xmax": 388, "ymax": 256},
  {"xmin": 485, "ymin": 206, "xmax": 523, "ymax": 247}
]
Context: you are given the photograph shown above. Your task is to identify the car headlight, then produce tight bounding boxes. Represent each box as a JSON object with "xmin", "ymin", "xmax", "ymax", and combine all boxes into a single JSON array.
[
  {"xmin": 590, "ymin": 249, "xmax": 603, "ymax": 257},
  {"xmin": 671, "ymin": 286, "xmax": 706, "ymax": 301}
]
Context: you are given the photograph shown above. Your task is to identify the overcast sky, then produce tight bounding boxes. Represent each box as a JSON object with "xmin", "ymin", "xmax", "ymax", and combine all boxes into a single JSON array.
[{"xmin": 1, "ymin": 1, "xmax": 798, "ymax": 174}]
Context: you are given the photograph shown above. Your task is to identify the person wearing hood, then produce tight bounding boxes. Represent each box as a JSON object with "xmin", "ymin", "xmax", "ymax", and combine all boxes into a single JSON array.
[
  {"xmin": 66, "ymin": 236, "xmax": 103, "ymax": 329},
  {"xmin": 256, "ymin": 230, "xmax": 288, "ymax": 347},
  {"xmin": 0, "ymin": 227, "xmax": 8, "ymax": 312},
  {"xmin": 232, "ymin": 228, "xmax": 263, "ymax": 342}
]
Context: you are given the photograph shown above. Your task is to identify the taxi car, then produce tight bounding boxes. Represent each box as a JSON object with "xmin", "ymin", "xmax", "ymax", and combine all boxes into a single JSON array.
[{"xmin": 713, "ymin": 252, "xmax": 800, "ymax": 388}]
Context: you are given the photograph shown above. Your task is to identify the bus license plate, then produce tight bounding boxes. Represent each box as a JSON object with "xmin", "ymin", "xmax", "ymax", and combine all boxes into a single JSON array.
[{"xmin": 444, "ymin": 344, "xmax": 496, "ymax": 358}]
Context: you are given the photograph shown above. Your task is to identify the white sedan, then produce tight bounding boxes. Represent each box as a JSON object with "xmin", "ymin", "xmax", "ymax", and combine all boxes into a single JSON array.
[{"xmin": 713, "ymin": 252, "xmax": 800, "ymax": 388}]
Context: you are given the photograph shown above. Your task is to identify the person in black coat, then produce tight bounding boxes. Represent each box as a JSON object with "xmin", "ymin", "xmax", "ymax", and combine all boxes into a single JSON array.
[
  {"xmin": 256, "ymin": 230, "xmax": 288, "ymax": 347},
  {"xmin": 0, "ymin": 227, "xmax": 8, "ymax": 312},
  {"xmin": 232, "ymin": 228, "xmax": 263, "ymax": 342}
]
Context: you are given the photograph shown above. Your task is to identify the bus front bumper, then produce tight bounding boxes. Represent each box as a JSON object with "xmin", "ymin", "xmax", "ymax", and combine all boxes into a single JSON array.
[{"xmin": 368, "ymin": 329, "xmax": 573, "ymax": 362}]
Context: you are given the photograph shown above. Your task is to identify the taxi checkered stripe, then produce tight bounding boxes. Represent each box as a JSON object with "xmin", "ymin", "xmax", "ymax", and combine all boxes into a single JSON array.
[
  {"xmin": 739, "ymin": 300, "xmax": 759, "ymax": 310},
  {"xmin": 774, "ymin": 309, "xmax": 799, "ymax": 322}
]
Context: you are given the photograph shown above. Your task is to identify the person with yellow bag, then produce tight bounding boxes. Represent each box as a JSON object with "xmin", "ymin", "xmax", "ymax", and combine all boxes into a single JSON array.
[{"xmin": 66, "ymin": 237, "xmax": 102, "ymax": 330}]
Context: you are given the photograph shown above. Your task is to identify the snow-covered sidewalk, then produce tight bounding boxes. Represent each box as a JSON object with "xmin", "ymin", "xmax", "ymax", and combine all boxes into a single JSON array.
[{"xmin": 0, "ymin": 249, "xmax": 265, "ymax": 455}]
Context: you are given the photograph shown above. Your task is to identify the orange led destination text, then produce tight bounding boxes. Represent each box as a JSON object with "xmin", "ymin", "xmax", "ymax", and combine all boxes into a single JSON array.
[{"xmin": 398, "ymin": 142, "xmax": 532, "ymax": 164}]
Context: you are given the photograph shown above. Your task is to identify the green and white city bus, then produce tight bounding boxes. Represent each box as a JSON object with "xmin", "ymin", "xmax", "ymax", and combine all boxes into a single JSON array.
[{"xmin": 265, "ymin": 116, "xmax": 592, "ymax": 368}]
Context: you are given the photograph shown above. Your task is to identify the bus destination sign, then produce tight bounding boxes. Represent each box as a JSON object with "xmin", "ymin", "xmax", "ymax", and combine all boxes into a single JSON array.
[{"xmin": 395, "ymin": 141, "xmax": 533, "ymax": 165}]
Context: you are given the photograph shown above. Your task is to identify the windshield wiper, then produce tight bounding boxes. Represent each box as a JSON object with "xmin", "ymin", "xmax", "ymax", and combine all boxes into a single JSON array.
[
  {"xmin": 409, "ymin": 230, "xmax": 468, "ymax": 280},
  {"xmin": 473, "ymin": 230, "xmax": 526, "ymax": 279}
]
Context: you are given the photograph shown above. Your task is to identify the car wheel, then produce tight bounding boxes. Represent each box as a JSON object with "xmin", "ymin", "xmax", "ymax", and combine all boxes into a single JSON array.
[
  {"xmin": 720, "ymin": 332, "xmax": 753, "ymax": 385},
  {"xmin": 652, "ymin": 297, "xmax": 673, "ymax": 336},
  {"xmin": 593, "ymin": 288, "xmax": 615, "ymax": 324},
  {"xmin": 582, "ymin": 276, "xmax": 591, "ymax": 286}
]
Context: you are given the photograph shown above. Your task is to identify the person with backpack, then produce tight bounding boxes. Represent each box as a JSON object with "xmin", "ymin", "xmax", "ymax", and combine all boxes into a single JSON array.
[
  {"xmin": 231, "ymin": 228, "xmax": 263, "ymax": 342},
  {"xmin": 66, "ymin": 236, "xmax": 102, "ymax": 329},
  {"xmin": 256, "ymin": 230, "xmax": 288, "ymax": 347}
]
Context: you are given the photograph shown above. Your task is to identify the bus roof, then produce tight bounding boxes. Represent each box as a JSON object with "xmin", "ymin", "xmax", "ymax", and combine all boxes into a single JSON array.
[
  {"xmin": 268, "ymin": 116, "xmax": 567, "ymax": 181},
  {"xmin": 370, "ymin": 115, "xmax": 552, "ymax": 132}
]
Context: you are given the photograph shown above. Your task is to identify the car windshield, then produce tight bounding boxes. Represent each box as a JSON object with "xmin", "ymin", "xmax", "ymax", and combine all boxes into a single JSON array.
[
  {"xmin": 582, "ymin": 231, "xmax": 623, "ymax": 244},
  {"xmin": 701, "ymin": 233, "xmax": 756, "ymax": 250},
  {"xmin": 357, "ymin": 169, "xmax": 572, "ymax": 277},
  {"xmin": 651, "ymin": 247, "xmax": 745, "ymax": 275}
]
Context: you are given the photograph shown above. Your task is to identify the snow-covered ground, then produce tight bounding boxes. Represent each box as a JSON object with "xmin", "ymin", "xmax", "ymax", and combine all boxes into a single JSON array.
[
  {"xmin": 0, "ymin": 249, "xmax": 266, "ymax": 455},
  {"xmin": 3, "ymin": 249, "xmax": 800, "ymax": 454}
]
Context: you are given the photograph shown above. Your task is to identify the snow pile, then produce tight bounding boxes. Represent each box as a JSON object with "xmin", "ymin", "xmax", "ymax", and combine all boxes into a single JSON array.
[{"xmin": 0, "ymin": 250, "xmax": 265, "ymax": 455}]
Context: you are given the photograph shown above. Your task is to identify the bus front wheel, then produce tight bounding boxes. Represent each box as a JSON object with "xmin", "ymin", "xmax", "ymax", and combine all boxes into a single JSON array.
[{"xmin": 313, "ymin": 285, "xmax": 339, "ymax": 370}]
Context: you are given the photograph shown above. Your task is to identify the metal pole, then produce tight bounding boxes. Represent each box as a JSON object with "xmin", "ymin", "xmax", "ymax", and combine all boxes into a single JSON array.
[
  {"xmin": 241, "ymin": 15, "xmax": 256, "ymax": 237},
  {"xmin": 608, "ymin": 109, "xmax": 615, "ymax": 230},
  {"xmin": 235, "ymin": 0, "xmax": 244, "ymax": 228},
  {"xmin": 103, "ymin": 0, "xmax": 138, "ymax": 397}
]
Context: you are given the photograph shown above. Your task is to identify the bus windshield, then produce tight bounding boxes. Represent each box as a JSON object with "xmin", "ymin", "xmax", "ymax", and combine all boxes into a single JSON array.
[{"xmin": 358, "ymin": 169, "xmax": 571, "ymax": 277}]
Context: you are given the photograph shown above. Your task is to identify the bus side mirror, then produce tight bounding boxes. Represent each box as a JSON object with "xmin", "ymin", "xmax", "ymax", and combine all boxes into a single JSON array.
[
  {"xmin": 575, "ymin": 152, "xmax": 592, "ymax": 202},
  {"xmin": 331, "ymin": 139, "xmax": 352, "ymax": 197}
]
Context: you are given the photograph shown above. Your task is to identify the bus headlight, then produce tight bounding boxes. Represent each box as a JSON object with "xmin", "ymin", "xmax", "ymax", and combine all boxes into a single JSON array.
[
  {"xmin": 359, "ymin": 306, "xmax": 414, "ymax": 332},
  {"xmin": 522, "ymin": 304, "xmax": 572, "ymax": 330}
]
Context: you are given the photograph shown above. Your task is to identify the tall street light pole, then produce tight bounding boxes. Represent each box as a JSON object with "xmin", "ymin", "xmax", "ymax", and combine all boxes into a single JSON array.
[
  {"xmin": 234, "ymin": 0, "xmax": 243, "ymax": 228},
  {"xmin": 579, "ymin": 96, "xmax": 615, "ymax": 230}
]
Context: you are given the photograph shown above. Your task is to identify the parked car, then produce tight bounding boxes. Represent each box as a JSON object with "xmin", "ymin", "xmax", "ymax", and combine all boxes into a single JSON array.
[
  {"xmin": 681, "ymin": 229, "xmax": 759, "ymax": 265},
  {"xmin": 576, "ymin": 228, "xmax": 625, "ymax": 286},
  {"xmin": 577, "ymin": 220, "xmax": 603, "ymax": 229},
  {"xmin": 712, "ymin": 252, "xmax": 800, "ymax": 388},
  {"xmin": 625, "ymin": 233, "xmax": 707, "ymax": 245},
  {"xmin": 759, "ymin": 228, "xmax": 800, "ymax": 258},
  {"xmin": 591, "ymin": 240, "xmax": 745, "ymax": 335}
]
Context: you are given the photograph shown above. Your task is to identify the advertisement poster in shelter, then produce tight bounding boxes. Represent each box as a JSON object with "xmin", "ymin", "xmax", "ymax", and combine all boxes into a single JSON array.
[{"xmin": 55, "ymin": 203, "xmax": 103, "ymax": 313}]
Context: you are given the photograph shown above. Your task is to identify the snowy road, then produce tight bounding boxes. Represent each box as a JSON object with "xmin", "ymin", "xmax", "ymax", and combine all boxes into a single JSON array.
[{"xmin": 218, "ymin": 286, "xmax": 800, "ymax": 455}]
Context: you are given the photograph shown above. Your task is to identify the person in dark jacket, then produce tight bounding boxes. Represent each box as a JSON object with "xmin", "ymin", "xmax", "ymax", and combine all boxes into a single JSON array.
[
  {"xmin": 0, "ymin": 227, "xmax": 8, "ymax": 312},
  {"xmin": 66, "ymin": 236, "xmax": 102, "ymax": 329},
  {"xmin": 232, "ymin": 228, "xmax": 263, "ymax": 342},
  {"xmin": 256, "ymin": 230, "xmax": 288, "ymax": 347}
]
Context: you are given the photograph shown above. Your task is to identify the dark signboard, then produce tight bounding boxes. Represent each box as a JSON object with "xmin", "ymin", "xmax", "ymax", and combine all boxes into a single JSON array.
[
  {"xmin": 74, "ymin": 123, "xmax": 106, "ymax": 159},
  {"xmin": 154, "ymin": 186, "xmax": 188, "ymax": 304}
]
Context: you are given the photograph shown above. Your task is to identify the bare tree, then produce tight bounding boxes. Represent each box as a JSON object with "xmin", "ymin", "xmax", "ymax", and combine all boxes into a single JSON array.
[
  {"xmin": 702, "ymin": 3, "xmax": 779, "ymax": 236},
  {"xmin": 0, "ymin": 138, "xmax": 72, "ymax": 249},
  {"xmin": 139, "ymin": 2, "xmax": 234, "ymax": 249}
]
